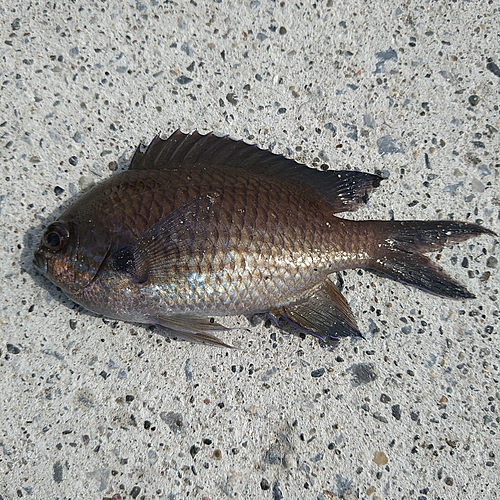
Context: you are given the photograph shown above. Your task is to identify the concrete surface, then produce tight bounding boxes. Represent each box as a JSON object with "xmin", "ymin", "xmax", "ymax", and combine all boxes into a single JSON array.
[{"xmin": 1, "ymin": 1, "xmax": 499, "ymax": 499}]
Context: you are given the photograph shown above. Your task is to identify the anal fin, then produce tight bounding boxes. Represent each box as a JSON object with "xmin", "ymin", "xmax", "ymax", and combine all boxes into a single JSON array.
[{"xmin": 270, "ymin": 279, "xmax": 361, "ymax": 340}]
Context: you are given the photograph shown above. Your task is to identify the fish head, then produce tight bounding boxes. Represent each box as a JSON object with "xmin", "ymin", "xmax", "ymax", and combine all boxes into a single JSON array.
[{"xmin": 33, "ymin": 217, "xmax": 111, "ymax": 295}]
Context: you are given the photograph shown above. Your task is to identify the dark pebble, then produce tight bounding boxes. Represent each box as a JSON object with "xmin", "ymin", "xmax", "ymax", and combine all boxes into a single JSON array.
[
  {"xmin": 486, "ymin": 256, "xmax": 498, "ymax": 268},
  {"xmin": 486, "ymin": 61, "xmax": 500, "ymax": 77},
  {"xmin": 380, "ymin": 393, "xmax": 392, "ymax": 403},
  {"xmin": 373, "ymin": 413, "xmax": 388, "ymax": 423},
  {"xmin": 324, "ymin": 122, "xmax": 337, "ymax": 136},
  {"xmin": 272, "ymin": 482, "xmax": 283, "ymax": 500},
  {"xmin": 130, "ymin": 486, "xmax": 141, "ymax": 499},
  {"xmin": 468, "ymin": 95, "xmax": 480, "ymax": 106},
  {"xmin": 53, "ymin": 461, "xmax": 63, "ymax": 483},
  {"xmin": 7, "ymin": 343, "xmax": 21, "ymax": 354},
  {"xmin": 69, "ymin": 156, "xmax": 78, "ymax": 166},
  {"xmin": 311, "ymin": 368, "xmax": 325, "ymax": 378},
  {"xmin": 190, "ymin": 444, "xmax": 200, "ymax": 458},
  {"xmin": 261, "ymin": 478, "xmax": 270, "ymax": 490},
  {"xmin": 176, "ymin": 75, "xmax": 193, "ymax": 85},
  {"xmin": 226, "ymin": 92, "xmax": 238, "ymax": 105},
  {"xmin": 391, "ymin": 404, "xmax": 402, "ymax": 420}
]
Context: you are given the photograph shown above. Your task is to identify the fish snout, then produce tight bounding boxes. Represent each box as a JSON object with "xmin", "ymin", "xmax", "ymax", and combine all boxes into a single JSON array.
[{"xmin": 33, "ymin": 250, "xmax": 48, "ymax": 274}]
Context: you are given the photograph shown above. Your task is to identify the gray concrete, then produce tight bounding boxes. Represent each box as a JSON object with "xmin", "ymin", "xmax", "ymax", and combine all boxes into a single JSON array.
[{"xmin": 1, "ymin": 1, "xmax": 499, "ymax": 499}]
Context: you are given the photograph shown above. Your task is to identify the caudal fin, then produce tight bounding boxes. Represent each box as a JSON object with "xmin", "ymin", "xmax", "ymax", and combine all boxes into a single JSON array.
[{"xmin": 366, "ymin": 220, "xmax": 496, "ymax": 298}]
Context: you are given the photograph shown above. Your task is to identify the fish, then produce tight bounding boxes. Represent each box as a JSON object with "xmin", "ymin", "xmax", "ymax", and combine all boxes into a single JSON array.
[{"xmin": 33, "ymin": 130, "xmax": 496, "ymax": 347}]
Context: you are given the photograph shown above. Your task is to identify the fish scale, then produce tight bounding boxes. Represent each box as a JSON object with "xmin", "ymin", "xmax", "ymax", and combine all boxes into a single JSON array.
[{"xmin": 33, "ymin": 130, "xmax": 495, "ymax": 346}]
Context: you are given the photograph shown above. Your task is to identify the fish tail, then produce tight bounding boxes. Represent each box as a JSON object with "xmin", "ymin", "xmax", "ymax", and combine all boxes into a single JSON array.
[{"xmin": 363, "ymin": 220, "xmax": 496, "ymax": 298}]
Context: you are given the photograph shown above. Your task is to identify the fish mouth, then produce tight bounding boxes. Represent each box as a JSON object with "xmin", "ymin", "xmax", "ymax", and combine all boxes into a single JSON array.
[{"xmin": 33, "ymin": 250, "xmax": 47, "ymax": 274}]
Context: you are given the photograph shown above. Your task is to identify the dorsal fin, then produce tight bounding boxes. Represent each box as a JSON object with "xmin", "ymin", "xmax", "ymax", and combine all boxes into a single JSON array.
[{"xmin": 129, "ymin": 130, "xmax": 383, "ymax": 213}]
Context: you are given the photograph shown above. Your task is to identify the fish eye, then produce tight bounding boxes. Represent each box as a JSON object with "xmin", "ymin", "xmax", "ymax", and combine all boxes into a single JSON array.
[{"xmin": 44, "ymin": 223, "xmax": 69, "ymax": 251}]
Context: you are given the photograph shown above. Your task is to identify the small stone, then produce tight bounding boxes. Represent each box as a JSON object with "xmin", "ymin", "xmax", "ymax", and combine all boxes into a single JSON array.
[
  {"xmin": 260, "ymin": 478, "xmax": 270, "ymax": 490},
  {"xmin": 78, "ymin": 176, "xmax": 95, "ymax": 191},
  {"xmin": 377, "ymin": 135, "xmax": 404, "ymax": 155},
  {"xmin": 176, "ymin": 75, "xmax": 193, "ymax": 85},
  {"xmin": 53, "ymin": 461, "xmax": 63, "ymax": 483},
  {"xmin": 486, "ymin": 61, "xmax": 500, "ymax": 77},
  {"xmin": 160, "ymin": 411, "xmax": 184, "ymax": 434},
  {"xmin": 324, "ymin": 122, "xmax": 337, "ymax": 136},
  {"xmin": 69, "ymin": 156, "xmax": 78, "ymax": 166},
  {"xmin": 486, "ymin": 256, "xmax": 498, "ymax": 268},
  {"xmin": 54, "ymin": 186, "xmax": 65, "ymax": 196},
  {"xmin": 311, "ymin": 368, "xmax": 325, "ymax": 378},
  {"xmin": 391, "ymin": 404, "xmax": 401, "ymax": 420},
  {"xmin": 373, "ymin": 451, "xmax": 388, "ymax": 466},
  {"xmin": 380, "ymin": 393, "xmax": 392, "ymax": 403},
  {"xmin": 130, "ymin": 486, "xmax": 141, "ymax": 499},
  {"xmin": 7, "ymin": 343, "xmax": 21, "ymax": 354},
  {"xmin": 468, "ymin": 95, "xmax": 480, "ymax": 106},
  {"xmin": 226, "ymin": 92, "xmax": 238, "ymax": 105},
  {"xmin": 373, "ymin": 413, "xmax": 388, "ymax": 423}
]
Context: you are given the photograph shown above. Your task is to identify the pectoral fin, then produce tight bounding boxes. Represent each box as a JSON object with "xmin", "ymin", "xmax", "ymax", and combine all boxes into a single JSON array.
[
  {"xmin": 111, "ymin": 192, "xmax": 223, "ymax": 284},
  {"xmin": 270, "ymin": 279, "xmax": 361, "ymax": 339}
]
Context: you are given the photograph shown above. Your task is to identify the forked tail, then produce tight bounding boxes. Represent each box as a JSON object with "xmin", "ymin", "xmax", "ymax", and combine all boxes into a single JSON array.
[{"xmin": 364, "ymin": 220, "xmax": 496, "ymax": 298}]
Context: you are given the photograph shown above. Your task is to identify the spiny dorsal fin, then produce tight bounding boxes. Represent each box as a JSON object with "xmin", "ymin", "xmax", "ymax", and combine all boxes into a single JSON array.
[{"xmin": 129, "ymin": 130, "xmax": 383, "ymax": 213}]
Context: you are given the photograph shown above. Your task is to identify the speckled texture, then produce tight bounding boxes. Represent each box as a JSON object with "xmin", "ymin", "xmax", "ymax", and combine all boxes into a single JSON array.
[{"xmin": 1, "ymin": 1, "xmax": 499, "ymax": 499}]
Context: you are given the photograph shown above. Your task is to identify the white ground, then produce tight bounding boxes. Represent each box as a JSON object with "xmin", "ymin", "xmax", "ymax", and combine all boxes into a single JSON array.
[{"xmin": 1, "ymin": 1, "xmax": 499, "ymax": 499}]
